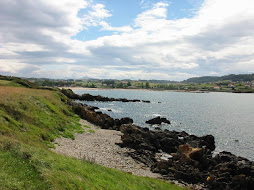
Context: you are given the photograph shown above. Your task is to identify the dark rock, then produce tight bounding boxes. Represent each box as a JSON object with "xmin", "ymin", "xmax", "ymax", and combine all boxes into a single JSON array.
[
  {"xmin": 201, "ymin": 135, "xmax": 216, "ymax": 151},
  {"xmin": 61, "ymin": 89, "xmax": 150, "ymax": 103},
  {"xmin": 120, "ymin": 117, "xmax": 134, "ymax": 125},
  {"xmin": 145, "ymin": 116, "xmax": 171, "ymax": 125},
  {"xmin": 142, "ymin": 100, "xmax": 150, "ymax": 103}
]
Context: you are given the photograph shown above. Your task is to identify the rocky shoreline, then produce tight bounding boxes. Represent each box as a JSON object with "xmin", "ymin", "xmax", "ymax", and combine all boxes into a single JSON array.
[
  {"xmin": 61, "ymin": 88, "xmax": 151, "ymax": 103},
  {"xmin": 61, "ymin": 89, "xmax": 254, "ymax": 190},
  {"xmin": 53, "ymin": 119, "xmax": 201, "ymax": 189}
]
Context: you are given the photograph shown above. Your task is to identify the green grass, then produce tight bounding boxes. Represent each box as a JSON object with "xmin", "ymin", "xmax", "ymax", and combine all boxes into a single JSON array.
[
  {"xmin": 83, "ymin": 125, "xmax": 91, "ymax": 129},
  {"xmin": 0, "ymin": 80, "xmax": 23, "ymax": 87},
  {"xmin": 0, "ymin": 83, "xmax": 189, "ymax": 190},
  {"xmin": 88, "ymin": 129, "xmax": 95, "ymax": 133},
  {"xmin": 0, "ymin": 86, "xmax": 81, "ymax": 147}
]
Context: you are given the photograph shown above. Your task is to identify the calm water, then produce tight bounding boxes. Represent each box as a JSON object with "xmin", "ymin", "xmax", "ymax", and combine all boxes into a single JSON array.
[{"xmin": 74, "ymin": 89, "xmax": 254, "ymax": 161}]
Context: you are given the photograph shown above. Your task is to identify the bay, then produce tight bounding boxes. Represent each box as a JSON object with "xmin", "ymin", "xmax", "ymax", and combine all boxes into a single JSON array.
[{"xmin": 74, "ymin": 89, "xmax": 254, "ymax": 161}]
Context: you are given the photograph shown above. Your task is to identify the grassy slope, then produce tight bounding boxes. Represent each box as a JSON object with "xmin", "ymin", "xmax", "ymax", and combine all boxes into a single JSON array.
[{"xmin": 0, "ymin": 83, "xmax": 188, "ymax": 190}]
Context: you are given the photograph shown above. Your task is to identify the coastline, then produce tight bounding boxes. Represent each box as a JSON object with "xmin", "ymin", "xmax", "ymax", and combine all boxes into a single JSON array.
[
  {"xmin": 60, "ymin": 87, "xmax": 197, "ymax": 93},
  {"xmin": 53, "ymin": 119, "xmax": 202, "ymax": 189},
  {"xmin": 61, "ymin": 87, "xmax": 254, "ymax": 93},
  {"xmin": 59, "ymin": 87, "xmax": 254, "ymax": 190}
]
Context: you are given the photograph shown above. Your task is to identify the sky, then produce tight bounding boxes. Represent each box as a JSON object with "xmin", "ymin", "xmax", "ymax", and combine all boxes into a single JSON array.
[{"xmin": 0, "ymin": 0, "xmax": 254, "ymax": 81}]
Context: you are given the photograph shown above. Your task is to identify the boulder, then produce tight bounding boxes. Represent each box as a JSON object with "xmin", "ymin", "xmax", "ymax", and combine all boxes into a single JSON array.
[{"xmin": 145, "ymin": 117, "xmax": 171, "ymax": 125}]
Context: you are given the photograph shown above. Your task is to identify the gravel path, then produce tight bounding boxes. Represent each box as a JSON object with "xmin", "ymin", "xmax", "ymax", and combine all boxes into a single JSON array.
[{"xmin": 53, "ymin": 119, "xmax": 161, "ymax": 178}]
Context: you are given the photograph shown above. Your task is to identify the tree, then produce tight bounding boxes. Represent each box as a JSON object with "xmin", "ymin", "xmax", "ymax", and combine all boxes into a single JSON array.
[
  {"xmin": 115, "ymin": 82, "xmax": 123, "ymax": 88},
  {"xmin": 145, "ymin": 82, "xmax": 150, "ymax": 89}
]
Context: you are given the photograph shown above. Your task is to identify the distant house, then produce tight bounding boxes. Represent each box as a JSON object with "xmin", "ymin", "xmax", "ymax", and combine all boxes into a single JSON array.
[
  {"xmin": 214, "ymin": 86, "xmax": 221, "ymax": 90},
  {"xmin": 228, "ymin": 83, "xmax": 235, "ymax": 88},
  {"xmin": 122, "ymin": 81, "xmax": 129, "ymax": 85},
  {"xmin": 245, "ymin": 84, "xmax": 251, "ymax": 88}
]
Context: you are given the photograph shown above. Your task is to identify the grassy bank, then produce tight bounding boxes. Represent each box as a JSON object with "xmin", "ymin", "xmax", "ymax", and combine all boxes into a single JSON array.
[{"xmin": 0, "ymin": 80, "xmax": 188, "ymax": 189}]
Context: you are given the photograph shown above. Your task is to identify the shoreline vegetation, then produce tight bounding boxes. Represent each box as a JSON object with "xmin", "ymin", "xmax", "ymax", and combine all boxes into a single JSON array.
[{"xmin": 0, "ymin": 75, "xmax": 253, "ymax": 190}]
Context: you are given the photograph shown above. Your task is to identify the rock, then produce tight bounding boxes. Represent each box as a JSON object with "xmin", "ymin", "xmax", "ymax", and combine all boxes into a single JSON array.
[
  {"xmin": 145, "ymin": 117, "xmax": 171, "ymax": 125},
  {"xmin": 152, "ymin": 160, "xmax": 171, "ymax": 174},
  {"xmin": 120, "ymin": 117, "xmax": 133, "ymax": 125},
  {"xmin": 155, "ymin": 152, "xmax": 173, "ymax": 161},
  {"xmin": 130, "ymin": 150, "xmax": 156, "ymax": 167},
  {"xmin": 61, "ymin": 89, "xmax": 150, "ymax": 103},
  {"xmin": 154, "ymin": 127, "xmax": 161, "ymax": 130},
  {"xmin": 61, "ymin": 88, "xmax": 80, "ymax": 99},
  {"xmin": 201, "ymin": 135, "xmax": 216, "ymax": 151},
  {"xmin": 178, "ymin": 144, "xmax": 203, "ymax": 164},
  {"xmin": 188, "ymin": 147, "xmax": 203, "ymax": 161}
]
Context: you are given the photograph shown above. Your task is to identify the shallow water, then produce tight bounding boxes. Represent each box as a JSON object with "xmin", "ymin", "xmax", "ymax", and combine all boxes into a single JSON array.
[{"xmin": 74, "ymin": 89, "xmax": 254, "ymax": 161}]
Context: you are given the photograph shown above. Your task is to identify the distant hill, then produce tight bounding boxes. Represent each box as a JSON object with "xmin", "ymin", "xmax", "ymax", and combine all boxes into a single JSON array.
[{"xmin": 182, "ymin": 74, "xmax": 254, "ymax": 83}]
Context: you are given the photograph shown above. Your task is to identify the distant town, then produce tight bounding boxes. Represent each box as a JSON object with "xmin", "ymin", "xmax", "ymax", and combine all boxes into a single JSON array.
[{"xmin": 28, "ymin": 74, "xmax": 254, "ymax": 93}]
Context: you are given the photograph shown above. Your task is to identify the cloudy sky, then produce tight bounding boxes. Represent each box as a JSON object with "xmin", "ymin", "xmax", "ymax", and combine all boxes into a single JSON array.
[{"xmin": 0, "ymin": 0, "xmax": 254, "ymax": 80}]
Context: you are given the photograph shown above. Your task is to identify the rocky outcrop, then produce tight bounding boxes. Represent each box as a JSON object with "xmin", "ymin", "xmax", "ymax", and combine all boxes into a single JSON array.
[
  {"xmin": 69, "ymin": 101, "xmax": 133, "ymax": 131},
  {"xmin": 119, "ymin": 124, "xmax": 254, "ymax": 190},
  {"xmin": 145, "ymin": 116, "xmax": 171, "ymax": 125},
  {"xmin": 61, "ymin": 88, "xmax": 150, "ymax": 103}
]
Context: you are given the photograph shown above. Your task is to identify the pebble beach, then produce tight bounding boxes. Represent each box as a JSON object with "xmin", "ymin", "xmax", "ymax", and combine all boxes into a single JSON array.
[{"xmin": 53, "ymin": 119, "xmax": 161, "ymax": 178}]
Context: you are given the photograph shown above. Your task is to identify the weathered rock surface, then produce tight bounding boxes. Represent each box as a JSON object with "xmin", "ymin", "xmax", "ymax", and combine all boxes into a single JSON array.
[{"xmin": 145, "ymin": 116, "xmax": 171, "ymax": 125}]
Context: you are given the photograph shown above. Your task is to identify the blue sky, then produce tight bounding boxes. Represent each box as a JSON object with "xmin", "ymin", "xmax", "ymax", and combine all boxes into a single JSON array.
[
  {"xmin": 0, "ymin": 0, "xmax": 254, "ymax": 80},
  {"xmin": 75, "ymin": 0, "xmax": 204, "ymax": 41}
]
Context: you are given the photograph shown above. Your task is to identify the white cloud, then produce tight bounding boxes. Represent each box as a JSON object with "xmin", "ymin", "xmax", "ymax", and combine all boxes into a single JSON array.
[
  {"xmin": 99, "ymin": 21, "xmax": 133, "ymax": 32},
  {"xmin": 1, "ymin": 0, "xmax": 254, "ymax": 80},
  {"xmin": 0, "ymin": 60, "xmax": 40, "ymax": 74},
  {"xmin": 89, "ymin": 4, "xmax": 112, "ymax": 19},
  {"xmin": 81, "ymin": 3, "xmax": 133, "ymax": 33}
]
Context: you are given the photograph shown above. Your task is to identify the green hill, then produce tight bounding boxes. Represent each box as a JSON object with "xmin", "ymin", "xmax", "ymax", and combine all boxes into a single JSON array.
[
  {"xmin": 0, "ymin": 77, "xmax": 187, "ymax": 190},
  {"xmin": 183, "ymin": 74, "xmax": 254, "ymax": 83}
]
